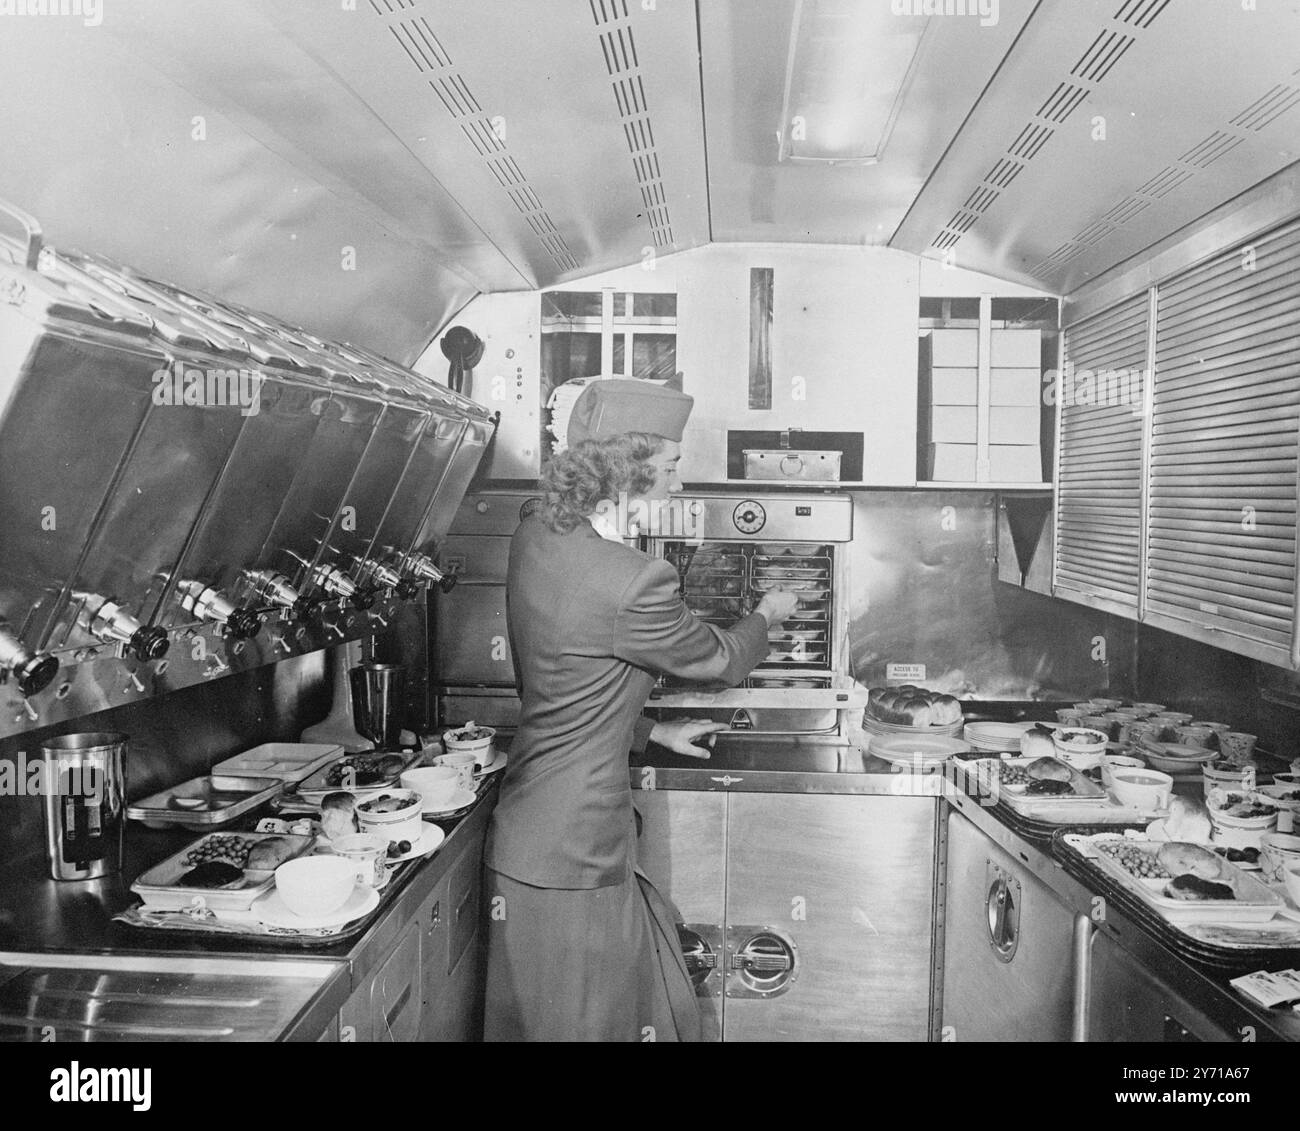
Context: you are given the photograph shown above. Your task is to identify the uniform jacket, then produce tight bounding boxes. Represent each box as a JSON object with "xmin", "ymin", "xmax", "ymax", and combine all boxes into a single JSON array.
[{"xmin": 484, "ymin": 514, "xmax": 769, "ymax": 888}]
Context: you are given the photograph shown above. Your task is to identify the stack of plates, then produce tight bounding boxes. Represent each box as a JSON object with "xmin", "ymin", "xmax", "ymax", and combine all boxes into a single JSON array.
[
  {"xmin": 862, "ymin": 714, "xmax": 964, "ymax": 739},
  {"xmin": 868, "ymin": 734, "xmax": 972, "ymax": 768},
  {"xmin": 963, "ymin": 721, "xmax": 1041, "ymax": 754}
]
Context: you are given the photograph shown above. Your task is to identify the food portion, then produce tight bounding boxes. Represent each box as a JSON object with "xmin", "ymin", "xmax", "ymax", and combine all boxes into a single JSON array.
[
  {"xmin": 1211, "ymin": 792, "xmax": 1278, "ymax": 820},
  {"xmin": 1056, "ymin": 728, "xmax": 1106, "ymax": 747},
  {"xmin": 177, "ymin": 860, "xmax": 246, "ymax": 889},
  {"xmin": 246, "ymin": 836, "xmax": 296, "ymax": 871},
  {"xmin": 1156, "ymin": 841, "xmax": 1223, "ymax": 880},
  {"xmin": 446, "ymin": 725, "xmax": 493, "ymax": 743},
  {"xmin": 1019, "ymin": 729, "xmax": 1055, "ymax": 760},
  {"xmin": 324, "ymin": 753, "xmax": 407, "ymax": 788},
  {"xmin": 320, "ymin": 791, "xmax": 359, "ymax": 843},
  {"xmin": 1026, "ymin": 757, "xmax": 1071, "ymax": 782},
  {"xmin": 1166, "ymin": 874, "xmax": 1235, "ymax": 902},
  {"xmin": 866, "ymin": 686, "xmax": 962, "ymax": 728},
  {"xmin": 1097, "ymin": 841, "xmax": 1172, "ymax": 879},
  {"xmin": 358, "ymin": 792, "xmax": 420, "ymax": 815},
  {"xmin": 183, "ymin": 833, "xmax": 254, "ymax": 869}
]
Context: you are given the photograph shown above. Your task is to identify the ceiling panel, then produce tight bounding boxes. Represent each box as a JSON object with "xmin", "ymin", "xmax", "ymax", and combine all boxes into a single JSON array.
[
  {"xmin": 890, "ymin": 0, "xmax": 1300, "ymax": 293},
  {"xmin": 700, "ymin": 0, "xmax": 1036, "ymax": 245},
  {"xmin": 261, "ymin": 0, "xmax": 710, "ymax": 287}
]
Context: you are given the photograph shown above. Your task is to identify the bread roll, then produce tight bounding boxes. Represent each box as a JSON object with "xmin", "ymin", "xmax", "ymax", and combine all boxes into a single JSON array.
[
  {"xmin": 1026, "ymin": 757, "xmax": 1071, "ymax": 782},
  {"xmin": 1020, "ymin": 730, "xmax": 1056, "ymax": 760},
  {"xmin": 1165, "ymin": 797, "xmax": 1213, "ymax": 845},
  {"xmin": 246, "ymin": 836, "xmax": 295, "ymax": 871},
  {"xmin": 931, "ymin": 695, "xmax": 961, "ymax": 725},
  {"xmin": 1156, "ymin": 841, "xmax": 1223, "ymax": 880}
]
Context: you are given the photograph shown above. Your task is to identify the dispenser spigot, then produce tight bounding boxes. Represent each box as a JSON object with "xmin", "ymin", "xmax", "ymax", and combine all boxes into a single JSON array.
[
  {"xmin": 174, "ymin": 580, "xmax": 262, "ymax": 640},
  {"xmin": 0, "ymin": 623, "xmax": 59, "ymax": 696},
  {"xmin": 73, "ymin": 592, "xmax": 169, "ymax": 662},
  {"xmin": 404, "ymin": 551, "xmax": 458, "ymax": 593}
]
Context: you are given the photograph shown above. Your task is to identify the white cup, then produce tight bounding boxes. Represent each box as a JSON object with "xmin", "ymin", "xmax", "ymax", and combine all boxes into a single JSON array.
[
  {"xmin": 401, "ymin": 766, "xmax": 460, "ymax": 809},
  {"xmin": 433, "ymin": 752, "xmax": 476, "ymax": 792}
]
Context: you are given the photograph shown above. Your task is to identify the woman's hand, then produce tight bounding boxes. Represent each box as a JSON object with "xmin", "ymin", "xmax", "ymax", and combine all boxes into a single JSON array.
[
  {"xmin": 648, "ymin": 719, "xmax": 730, "ymax": 759},
  {"xmin": 755, "ymin": 588, "xmax": 799, "ymax": 626}
]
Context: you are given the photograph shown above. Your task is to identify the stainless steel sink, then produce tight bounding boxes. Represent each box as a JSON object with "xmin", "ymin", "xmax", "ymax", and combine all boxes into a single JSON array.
[{"xmin": 0, "ymin": 951, "xmax": 348, "ymax": 1042}]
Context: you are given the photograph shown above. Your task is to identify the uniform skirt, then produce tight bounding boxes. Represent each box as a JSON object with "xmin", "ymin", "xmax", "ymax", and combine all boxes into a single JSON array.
[{"xmin": 483, "ymin": 866, "xmax": 702, "ymax": 1042}]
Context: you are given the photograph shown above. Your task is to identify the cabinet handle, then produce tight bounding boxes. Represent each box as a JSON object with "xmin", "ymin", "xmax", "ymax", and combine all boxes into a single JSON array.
[
  {"xmin": 427, "ymin": 900, "xmax": 441, "ymax": 935},
  {"xmin": 455, "ymin": 886, "xmax": 475, "ymax": 923}
]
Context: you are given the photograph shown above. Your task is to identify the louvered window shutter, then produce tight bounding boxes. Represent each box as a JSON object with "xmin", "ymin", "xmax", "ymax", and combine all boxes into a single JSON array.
[
  {"xmin": 1145, "ymin": 218, "xmax": 1300, "ymax": 666},
  {"xmin": 1055, "ymin": 294, "xmax": 1149, "ymax": 614}
]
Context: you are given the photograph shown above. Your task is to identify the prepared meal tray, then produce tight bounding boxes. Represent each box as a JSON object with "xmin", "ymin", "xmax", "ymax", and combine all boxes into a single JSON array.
[
  {"xmin": 295, "ymin": 750, "xmax": 420, "ymax": 802},
  {"xmin": 127, "ymin": 774, "xmax": 285, "ymax": 828},
  {"xmin": 131, "ymin": 831, "xmax": 314, "ymax": 912},
  {"xmin": 211, "ymin": 742, "xmax": 343, "ymax": 784},
  {"xmin": 1083, "ymin": 835, "xmax": 1282, "ymax": 924},
  {"xmin": 985, "ymin": 756, "xmax": 1106, "ymax": 805}
]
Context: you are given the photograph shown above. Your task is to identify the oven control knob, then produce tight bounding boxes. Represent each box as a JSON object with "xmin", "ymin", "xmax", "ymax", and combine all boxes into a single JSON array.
[{"xmin": 732, "ymin": 499, "xmax": 766, "ymax": 534}]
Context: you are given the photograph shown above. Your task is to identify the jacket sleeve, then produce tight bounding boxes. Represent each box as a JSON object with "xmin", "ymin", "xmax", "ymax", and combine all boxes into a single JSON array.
[{"xmin": 612, "ymin": 558, "xmax": 770, "ymax": 685}]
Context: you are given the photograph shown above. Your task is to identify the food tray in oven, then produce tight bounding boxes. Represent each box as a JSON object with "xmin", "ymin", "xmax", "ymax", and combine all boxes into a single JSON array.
[
  {"xmin": 1070, "ymin": 834, "xmax": 1282, "ymax": 924},
  {"xmin": 127, "ymin": 775, "xmax": 284, "ymax": 829},
  {"xmin": 132, "ymin": 831, "xmax": 314, "ymax": 912}
]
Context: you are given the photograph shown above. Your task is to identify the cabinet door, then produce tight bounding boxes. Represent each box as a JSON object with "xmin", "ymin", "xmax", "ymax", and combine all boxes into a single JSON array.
[
  {"xmin": 418, "ymin": 872, "xmax": 453, "ymax": 1041},
  {"xmin": 942, "ymin": 809, "xmax": 1077, "ymax": 1042},
  {"xmin": 370, "ymin": 922, "xmax": 422, "ymax": 1043},
  {"xmin": 634, "ymin": 790, "xmax": 727, "ymax": 1042},
  {"xmin": 447, "ymin": 839, "xmax": 483, "ymax": 976},
  {"xmin": 724, "ymin": 794, "xmax": 935, "ymax": 1042}
]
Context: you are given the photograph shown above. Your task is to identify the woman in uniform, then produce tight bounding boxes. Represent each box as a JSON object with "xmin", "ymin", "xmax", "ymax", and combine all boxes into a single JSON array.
[{"xmin": 483, "ymin": 379, "xmax": 798, "ymax": 1042}]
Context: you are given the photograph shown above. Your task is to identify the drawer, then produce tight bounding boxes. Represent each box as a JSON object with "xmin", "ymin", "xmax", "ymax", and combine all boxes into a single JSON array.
[{"xmin": 447, "ymin": 842, "xmax": 483, "ymax": 975}]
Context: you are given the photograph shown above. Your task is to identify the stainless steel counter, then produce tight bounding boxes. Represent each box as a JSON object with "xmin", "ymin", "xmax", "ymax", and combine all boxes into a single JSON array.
[
  {"xmin": 632, "ymin": 737, "xmax": 1300, "ymax": 1043},
  {"xmin": 0, "ymin": 778, "xmax": 497, "ymax": 1041}
]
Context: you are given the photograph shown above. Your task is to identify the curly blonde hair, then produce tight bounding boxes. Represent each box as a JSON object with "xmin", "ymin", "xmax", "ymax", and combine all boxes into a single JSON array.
[{"xmin": 539, "ymin": 432, "xmax": 666, "ymax": 533}]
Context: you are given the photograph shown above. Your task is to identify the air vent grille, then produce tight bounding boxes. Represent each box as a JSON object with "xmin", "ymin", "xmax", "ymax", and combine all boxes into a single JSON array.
[
  {"xmin": 1029, "ymin": 71, "xmax": 1299, "ymax": 279},
  {"xmin": 368, "ymin": 5, "xmax": 580, "ymax": 273},
  {"xmin": 590, "ymin": 3, "xmax": 674, "ymax": 248},
  {"xmin": 927, "ymin": 2, "xmax": 1172, "ymax": 260}
]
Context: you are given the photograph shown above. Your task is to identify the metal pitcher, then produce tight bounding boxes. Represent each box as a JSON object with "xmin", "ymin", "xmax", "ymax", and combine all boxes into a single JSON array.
[
  {"xmin": 40, "ymin": 732, "xmax": 128, "ymax": 881},
  {"xmin": 349, "ymin": 663, "xmax": 407, "ymax": 751}
]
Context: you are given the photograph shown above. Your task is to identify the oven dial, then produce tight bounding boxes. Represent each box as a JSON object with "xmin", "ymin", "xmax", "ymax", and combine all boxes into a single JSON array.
[{"xmin": 732, "ymin": 500, "xmax": 766, "ymax": 534}]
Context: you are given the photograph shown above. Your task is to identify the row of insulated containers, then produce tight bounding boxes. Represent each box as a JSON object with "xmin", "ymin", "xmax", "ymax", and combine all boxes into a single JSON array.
[{"xmin": 0, "ymin": 200, "xmax": 494, "ymax": 700}]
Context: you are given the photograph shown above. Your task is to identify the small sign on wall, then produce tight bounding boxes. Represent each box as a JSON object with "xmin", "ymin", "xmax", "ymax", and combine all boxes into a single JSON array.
[{"xmin": 886, "ymin": 663, "xmax": 926, "ymax": 682}]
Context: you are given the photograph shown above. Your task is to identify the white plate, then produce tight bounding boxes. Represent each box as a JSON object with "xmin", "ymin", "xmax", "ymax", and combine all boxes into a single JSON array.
[
  {"xmin": 252, "ymin": 884, "xmax": 380, "ymax": 930},
  {"xmin": 869, "ymin": 734, "xmax": 971, "ymax": 767},
  {"xmin": 419, "ymin": 787, "xmax": 477, "ymax": 815},
  {"xmin": 386, "ymin": 825, "xmax": 445, "ymax": 863},
  {"xmin": 474, "ymin": 747, "xmax": 508, "ymax": 777},
  {"xmin": 963, "ymin": 721, "xmax": 1040, "ymax": 751}
]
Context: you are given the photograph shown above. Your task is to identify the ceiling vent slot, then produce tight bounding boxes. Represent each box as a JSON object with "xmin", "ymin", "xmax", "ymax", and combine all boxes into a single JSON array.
[
  {"xmin": 1070, "ymin": 30, "xmax": 1135, "ymax": 82},
  {"xmin": 931, "ymin": 230, "xmax": 961, "ymax": 251},
  {"xmin": 1036, "ymin": 83, "xmax": 1090, "ymax": 124},
  {"xmin": 1074, "ymin": 220, "xmax": 1114, "ymax": 247},
  {"xmin": 1177, "ymin": 130, "xmax": 1244, "ymax": 169},
  {"xmin": 983, "ymin": 158, "xmax": 1024, "ymax": 189},
  {"xmin": 1230, "ymin": 84, "xmax": 1300, "ymax": 131},
  {"xmin": 1135, "ymin": 165, "xmax": 1194, "ymax": 198},
  {"xmin": 1008, "ymin": 122, "xmax": 1054, "ymax": 161},
  {"xmin": 964, "ymin": 186, "xmax": 999, "ymax": 214},
  {"xmin": 370, "ymin": 8, "xmax": 581, "ymax": 274},
  {"xmin": 591, "ymin": 7, "xmax": 673, "ymax": 248},
  {"xmin": 589, "ymin": 0, "xmax": 630, "ymax": 25},
  {"xmin": 1112, "ymin": 0, "xmax": 1172, "ymax": 29},
  {"xmin": 1100, "ymin": 195, "xmax": 1151, "ymax": 225}
]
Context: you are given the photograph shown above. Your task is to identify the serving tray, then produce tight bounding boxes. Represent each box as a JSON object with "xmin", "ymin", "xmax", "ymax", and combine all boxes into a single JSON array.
[
  {"xmin": 1068, "ymin": 833, "xmax": 1282, "ymax": 924},
  {"xmin": 127, "ymin": 774, "xmax": 284, "ymax": 829},
  {"xmin": 131, "ymin": 831, "xmax": 314, "ymax": 912},
  {"xmin": 295, "ymin": 750, "xmax": 421, "ymax": 804}
]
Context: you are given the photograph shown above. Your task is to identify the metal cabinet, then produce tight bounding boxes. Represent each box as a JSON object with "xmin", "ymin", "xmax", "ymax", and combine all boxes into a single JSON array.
[
  {"xmin": 635, "ymin": 790, "xmax": 936, "ymax": 1041},
  {"xmin": 338, "ymin": 921, "xmax": 422, "ymax": 1043},
  {"xmin": 418, "ymin": 837, "xmax": 485, "ymax": 1042},
  {"xmin": 941, "ymin": 808, "xmax": 1081, "ymax": 1042},
  {"xmin": 1087, "ymin": 929, "xmax": 1235, "ymax": 1043}
]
